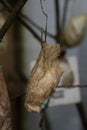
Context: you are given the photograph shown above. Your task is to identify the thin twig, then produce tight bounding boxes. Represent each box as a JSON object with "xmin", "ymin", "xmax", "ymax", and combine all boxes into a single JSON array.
[
  {"xmin": 0, "ymin": 0, "xmax": 55, "ymax": 39},
  {"xmin": 55, "ymin": 0, "xmax": 61, "ymax": 43},
  {"xmin": 0, "ymin": 0, "xmax": 55, "ymax": 42},
  {"xmin": 40, "ymin": 0, "xmax": 48, "ymax": 42},
  {"xmin": 76, "ymin": 103, "xmax": 87, "ymax": 130},
  {"xmin": 0, "ymin": 0, "xmax": 28, "ymax": 40},
  {"xmin": 62, "ymin": 0, "xmax": 70, "ymax": 28},
  {"xmin": 41, "ymin": 28, "xmax": 44, "ymax": 43},
  {"xmin": 39, "ymin": 107, "xmax": 51, "ymax": 130},
  {"xmin": 10, "ymin": 84, "xmax": 87, "ymax": 101},
  {"xmin": 19, "ymin": 18, "xmax": 41, "ymax": 41},
  {"xmin": 39, "ymin": 108, "xmax": 46, "ymax": 130},
  {"xmin": 21, "ymin": 13, "xmax": 55, "ymax": 39},
  {"xmin": 59, "ymin": 0, "xmax": 70, "ymax": 50},
  {"xmin": 58, "ymin": 85, "xmax": 87, "ymax": 88},
  {"xmin": 0, "ymin": 0, "xmax": 41, "ymax": 42}
]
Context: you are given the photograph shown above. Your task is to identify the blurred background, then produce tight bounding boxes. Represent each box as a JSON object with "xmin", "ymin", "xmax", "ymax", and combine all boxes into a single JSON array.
[{"xmin": 0, "ymin": 0, "xmax": 87, "ymax": 130}]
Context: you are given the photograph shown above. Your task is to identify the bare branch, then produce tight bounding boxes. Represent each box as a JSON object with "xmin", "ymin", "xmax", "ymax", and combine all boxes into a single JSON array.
[
  {"xmin": 58, "ymin": 84, "xmax": 87, "ymax": 88},
  {"xmin": 40, "ymin": 0, "xmax": 48, "ymax": 42},
  {"xmin": 19, "ymin": 18, "xmax": 41, "ymax": 41},
  {"xmin": 54, "ymin": 0, "xmax": 61, "ymax": 43},
  {"xmin": 62, "ymin": 0, "xmax": 70, "ymax": 28},
  {"xmin": 0, "ymin": 0, "xmax": 28, "ymax": 41},
  {"xmin": 10, "ymin": 84, "xmax": 87, "ymax": 101},
  {"xmin": 21, "ymin": 13, "xmax": 55, "ymax": 39},
  {"xmin": 0, "ymin": 0, "xmax": 55, "ymax": 42}
]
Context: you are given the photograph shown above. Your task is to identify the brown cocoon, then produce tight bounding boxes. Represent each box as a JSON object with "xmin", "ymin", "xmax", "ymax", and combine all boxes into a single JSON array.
[
  {"xmin": 0, "ymin": 71, "xmax": 12, "ymax": 130},
  {"xmin": 25, "ymin": 43, "xmax": 63, "ymax": 112}
]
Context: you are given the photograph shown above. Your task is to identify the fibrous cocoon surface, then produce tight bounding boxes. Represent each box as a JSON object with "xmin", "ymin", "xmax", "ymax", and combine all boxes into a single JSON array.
[
  {"xmin": 0, "ymin": 70, "xmax": 12, "ymax": 130},
  {"xmin": 63, "ymin": 14, "xmax": 87, "ymax": 47},
  {"xmin": 25, "ymin": 43, "xmax": 63, "ymax": 112}
]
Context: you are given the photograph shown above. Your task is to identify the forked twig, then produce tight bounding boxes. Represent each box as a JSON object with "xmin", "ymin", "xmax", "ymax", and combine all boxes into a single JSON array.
[
  {"xmin": 0, "ymin": 0, "xmax": 28, "ymax": 41},
  {"xmin": 21, "ymin": 13, "xmax": 55, "ymax": 38},
  {"xmin": 0, "ymin": 0, "xmax": 55, "ymax": 42},
  {"xmin": 40, "ymin": 0, "xmax": 48, "ymax": 42}
]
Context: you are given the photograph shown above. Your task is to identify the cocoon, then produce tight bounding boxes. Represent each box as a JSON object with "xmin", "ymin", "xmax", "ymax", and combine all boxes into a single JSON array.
[
  {"xmin": 63, "ymin": 14, "xmax": 87, "ymax": 47},
  {"xmin": 25, "ymin": 43, "xmax": 63, "ymax": 112},
  {"xmin": 0, "ymin": 70, "xmax": 12, "ymax": 130}
]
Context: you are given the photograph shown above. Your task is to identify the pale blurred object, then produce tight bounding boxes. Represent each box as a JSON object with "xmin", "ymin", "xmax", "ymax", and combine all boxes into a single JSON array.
[
  {"xmin": 25, "ymin": 43, "xmax": 63, "ymax": 112},
  {"xmin": 49, "ymin": 56, "xmax": 81, "ymax": 107},
  {"xmin": 0, "ymin": 13, "xmax": 7, "ymax": 53},
  {"xmin": 60, "ymin": 57, "xmax": 74, "ymax": 86},
  {"xmin": 63, "ymin": 14, "xmax": 87, "ymax": 47}
]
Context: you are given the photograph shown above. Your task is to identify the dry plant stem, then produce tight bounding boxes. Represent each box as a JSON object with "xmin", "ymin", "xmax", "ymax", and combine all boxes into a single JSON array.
[
  {"xmin": 0, "ymin": 0, "xmax": 55, "ymax": 41},
  {"xmin": 20, "ymin": 13, "xmax": 55, "ymax": 39},
  {"xmin": 62, "ymin": 0, "xmax": 70, "ymax": 28},
  {"xmin": 39, "ymin": 106, "xmax": 51, "ymax": 130},
  {"xmin": 59, "ymin": 0, "xmax": 70, "ymax": 49},
  {"xmin": 0, "ymin": 72, "xmax": 12, "ymax": 130},
  {"xmin": 0, "ymin": 0, "xmax": 28, "ymax": 40},
  {"xmin": 9, "ymin": 84, "xmax": 87, "ymax": 101},
  {"xmin": 55, "ymin": 0, "xmax": 61, "ymax": 43},
  {"xmin": 19, "ymin": 18, "xmax": 41, "ymax": 42},
  {"xmin": 0, "ymin": 0, "xmax": 42, "ymax": 42},
  {"xmin": 40, "ymin": 0, "xmax": 48, "ymax": 42},
  {"xmin": 58, "ymin": 85, "xmax": 87, "ymax": 88},
  {"xmin": 39, "ymin": 109, "xmax": 46, "ymax": 130}
]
